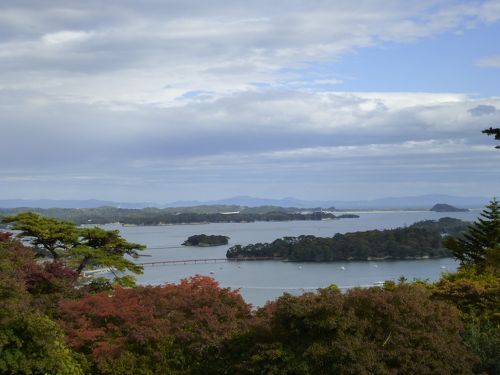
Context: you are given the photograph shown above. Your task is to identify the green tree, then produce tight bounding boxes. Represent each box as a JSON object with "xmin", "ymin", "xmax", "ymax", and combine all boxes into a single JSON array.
[
  {"xmin": 2, "ymin": 213, "xmax": 145, "ymax": 285},
  {"xmin": 444, "ymin": 198, "xmax": 500, "ymax": 270},
  {"xmin": 0, "ymin": 234, "xmax": 85, "ymax": 374},
  {"xmin": 435, "ymin": 197, "xmax": 500, "ymax": 374},
  {"xmin": 218, "ymin": 284, "xmax": 476, "ymax": 375},
  {"xmin": 70, "ymin": 227, "xmax": 145, "ymax": 287},
  {"xmin": 431, "ymin": 266, "xmax": 500, "ymax": 374},
  {"xmin": 482, "ymin": 127, "xmax": 500, "ymax": 149},
  {"xmin": 2, "ymin": 212, "xmax": 79, "ymax": 260}
]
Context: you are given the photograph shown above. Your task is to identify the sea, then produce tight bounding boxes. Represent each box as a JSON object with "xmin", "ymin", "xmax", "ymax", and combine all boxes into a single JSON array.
[{"xmin": 101, "ymin": 210, "xmax": 480, "ymax": 307}]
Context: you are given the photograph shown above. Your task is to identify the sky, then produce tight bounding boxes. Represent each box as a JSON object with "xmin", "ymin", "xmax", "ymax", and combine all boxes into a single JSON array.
[{"xmin": 1, "ymin": 0, "xmax": 500, "ymax": 203}]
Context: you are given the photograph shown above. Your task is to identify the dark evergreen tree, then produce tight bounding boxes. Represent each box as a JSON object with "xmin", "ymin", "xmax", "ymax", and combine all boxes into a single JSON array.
[
  {"xmin": 444, "ymin": 198, "xmax": 500, "ymax": 269},
  {"xmin": 482, "ymin": 127, "xmax": 500, "ymax": 149}
]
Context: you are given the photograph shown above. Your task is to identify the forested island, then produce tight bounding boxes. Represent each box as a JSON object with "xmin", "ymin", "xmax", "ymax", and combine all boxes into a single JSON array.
[
  {"xmin": 182, "ymin": 234, "xmax": 229, "ymax": 246},
  {"xmin": 227, "ymin": 217, "xmax": 469, "ymax": 261},
  {"xmin": 0, "ymin": 205, "xmax": 358, "ymax": 226},
  {"xmin": 430, "ymin": 203, "xmax": 469, "ymax": 212}
]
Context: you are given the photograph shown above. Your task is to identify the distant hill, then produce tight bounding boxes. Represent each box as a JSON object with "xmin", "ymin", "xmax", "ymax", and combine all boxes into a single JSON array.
[
  {"xmin": 0, "ymin": 194, "xmax": 492, "ymax": 210},
  {"xmin": 167, "ymin": 194, "xmax": 490, "ymax": 209},
  {"xmin": 167, "ymin": 196, "xmax": 310, "ymax": 208},
  {"xmin": 331, "ymin": 194, "xmax": 486, "ymax": 210},
  {"xmin": 0, "ymin": 199, "xmax": 155, "ymax": 209},
  {"xmin": 430, "ymin": 203, "xmax": 469, "ymax": 212}
]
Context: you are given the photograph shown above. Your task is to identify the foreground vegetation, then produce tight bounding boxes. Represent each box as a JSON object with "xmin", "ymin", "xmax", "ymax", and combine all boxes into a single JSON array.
[
  {"xmin": 227, "ymin": 217, "xmax": 469, "ymax": 261},
  {"xmin": 0, "ymin": 200, "xmax": 498, "ymax": 374}
]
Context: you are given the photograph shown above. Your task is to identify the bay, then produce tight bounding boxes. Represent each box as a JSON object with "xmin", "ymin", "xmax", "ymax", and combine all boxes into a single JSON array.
[{"xmin": 103, "ymin": 210, "xmax": 479, "ymax": 307}]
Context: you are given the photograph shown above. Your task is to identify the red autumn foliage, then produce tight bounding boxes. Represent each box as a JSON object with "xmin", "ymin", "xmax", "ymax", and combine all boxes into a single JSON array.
[
  {"xmin": 22, "ymin": 261, "xmax": 79, "ymax": 296},
  {"xmin": 58, "ymin": 275, "xmax": 252, "ymax": 373},
  {"xmin": 0, "ymin": 233, "xmax": 47, "ymax": 276},
  {"xmin": 21, "ymin": 262, "xmax": 78, "ymax": 308},
  {"xmin": 0, "ymin": 231, "xmax": 12, "ymax": 241},
  {"xmin": 0, "ymin": 234, "xmax": 80, "ymax": 314}
]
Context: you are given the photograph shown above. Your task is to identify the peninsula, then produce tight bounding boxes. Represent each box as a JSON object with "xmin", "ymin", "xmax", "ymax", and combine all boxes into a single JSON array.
[{"xmin": 0, "ymin": 206, "xmax": 359, "ymax": 226}]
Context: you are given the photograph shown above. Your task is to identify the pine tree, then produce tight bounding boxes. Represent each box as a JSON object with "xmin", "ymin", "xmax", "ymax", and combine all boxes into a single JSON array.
[
  {"xmin": 444, "ymin": 198, "xmax": 500, "ymax": 270},
  {"xmin": 482, "ymin": 127, "xmax": 500, "ymax": 149},
  {"xmin": 2, "ymin": 212, "xmax": 145, "ymax": 285}
]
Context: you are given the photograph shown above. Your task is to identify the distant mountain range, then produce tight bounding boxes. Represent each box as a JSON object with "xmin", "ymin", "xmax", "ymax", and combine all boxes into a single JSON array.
[
  {"xmin": 0, "ymin": 194, "xmax": 494, "ymax": 210},
  {"xmin": 167, "ymin": 194, "xmax": 491, "ymax": 209},
  {"xmin": 0, "ymin": 199, "xmax": 155, "ymax": 209}
]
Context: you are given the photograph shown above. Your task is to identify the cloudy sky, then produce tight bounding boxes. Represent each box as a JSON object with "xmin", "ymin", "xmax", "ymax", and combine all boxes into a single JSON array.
[{"xmin": 1, "ymin": 0, "xmax": 499, "ymax": 202}]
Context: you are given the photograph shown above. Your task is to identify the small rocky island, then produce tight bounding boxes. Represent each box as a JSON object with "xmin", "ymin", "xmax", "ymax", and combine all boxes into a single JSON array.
[
  {"xmin": 335, "ymin": 214, "xmax": 360, "ymax": 219},
  {"xmin": 430, "ymin": 203, "xmax": 469, "ymax": 212},
  {"xmin": 182, "ymin": 234, "xmax": 229, "ymax": 247}
]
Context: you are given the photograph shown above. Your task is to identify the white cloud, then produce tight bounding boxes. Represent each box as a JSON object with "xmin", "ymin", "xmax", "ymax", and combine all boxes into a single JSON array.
[
  {"xmin": 41, "ymin": 30, "xmax": 92, "ymax": 45},
  {"xmin": 477, "ymin": 54, "xmax": 500, "ymax": 68},
  {"xmin": 263, "ymin": 140, "xmax": 482, "ymax": 160},
  {"xmin": 0, "ymin": 1, "xmax": 499, "ymax": 107}
]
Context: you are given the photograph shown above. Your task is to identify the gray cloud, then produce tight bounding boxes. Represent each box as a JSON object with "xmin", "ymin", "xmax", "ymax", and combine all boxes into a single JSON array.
[
  {"xmin": 3, "ymin": 90, "xmax": 497, "ymax": 165},
  {"xmin": 468, "ymin": 104, "xmax": 497, "ymax": 116},
  {"xmin": 1, "ymin": 89, "xmax": 499, "ymax": 200},
  {"xmin": 1, "ymin": 1, "xmax": 500, "ymax": 201}
]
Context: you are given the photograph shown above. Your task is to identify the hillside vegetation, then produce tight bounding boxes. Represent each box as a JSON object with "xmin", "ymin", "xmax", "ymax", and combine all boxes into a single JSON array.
[{"xmin": 0, "ymin": 206, "xmax": 358, "ymax": 226}]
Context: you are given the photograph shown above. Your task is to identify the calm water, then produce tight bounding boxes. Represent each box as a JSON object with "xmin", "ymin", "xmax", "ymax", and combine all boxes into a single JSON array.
[{"xmin": 103, "ymin": 210, "xmax": 479, "ymax": 307}]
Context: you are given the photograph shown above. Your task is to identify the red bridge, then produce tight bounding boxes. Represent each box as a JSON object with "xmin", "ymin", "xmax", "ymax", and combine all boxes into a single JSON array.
[{"xmin": 139, "ymin": 257, "xmax": 280, "ymax": 266}]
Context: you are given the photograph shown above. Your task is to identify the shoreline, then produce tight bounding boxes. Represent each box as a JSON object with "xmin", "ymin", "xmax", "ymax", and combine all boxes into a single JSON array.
[{"xmin": 226, "ymin": 255, "xmax": 452, "ymax": 263}]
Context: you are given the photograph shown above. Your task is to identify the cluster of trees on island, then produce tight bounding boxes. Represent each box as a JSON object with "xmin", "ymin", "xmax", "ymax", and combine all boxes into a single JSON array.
[
  {"xmin": 0, "ymin": 200, "xmax": 498, "ymax": 374},
  {"xmin": 226, "ymin": 217, "xmax": 470, "ymax": 261},
  {"xmin": 0, "ymin": 205, "xmax": 358, "ymax": 226},
  {"xmin": 430, "ymin": 203, "xmax": 469, "ymax": 212},
  {"xmin": 182, "ymin": 234, "xmax": 229, "ymax": 246}
]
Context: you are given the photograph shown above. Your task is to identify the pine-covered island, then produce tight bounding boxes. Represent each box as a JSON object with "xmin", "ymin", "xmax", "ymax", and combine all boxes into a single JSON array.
[
  {"xmin": 226, "ymin": 217, "xmax": 469, "ymax": 261},
  {"xmin": 183, "ymin": 234, "xmax": 229, "ymax": 247}
]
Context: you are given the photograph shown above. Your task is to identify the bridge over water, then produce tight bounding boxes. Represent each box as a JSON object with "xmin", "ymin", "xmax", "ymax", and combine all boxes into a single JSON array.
[{"xmin": 139, "ymin": 257, "xmax": 280, "ymax": 266}]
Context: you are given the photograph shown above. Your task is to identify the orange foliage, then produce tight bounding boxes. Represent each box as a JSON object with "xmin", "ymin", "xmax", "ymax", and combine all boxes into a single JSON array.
[{"xmin": 58, "ymin": 275, "xmax": 252, "ymax": 373}]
